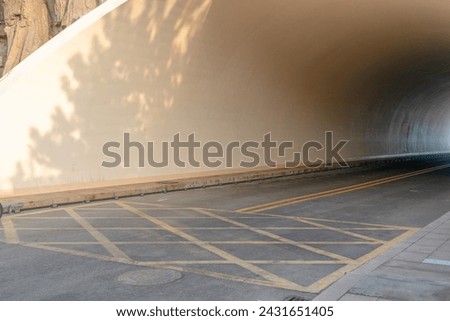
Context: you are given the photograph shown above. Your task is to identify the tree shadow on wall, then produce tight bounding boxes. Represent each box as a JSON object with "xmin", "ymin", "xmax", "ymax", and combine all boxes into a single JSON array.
[{"xmin": 12, "ymin": 0, "xmax": 212, "ymax": 189}]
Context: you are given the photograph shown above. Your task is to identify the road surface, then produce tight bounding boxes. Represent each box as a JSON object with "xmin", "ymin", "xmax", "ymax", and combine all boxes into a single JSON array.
[{"xmin": 1, "ymin": 158, "xmax": 449, "ymax": 300}]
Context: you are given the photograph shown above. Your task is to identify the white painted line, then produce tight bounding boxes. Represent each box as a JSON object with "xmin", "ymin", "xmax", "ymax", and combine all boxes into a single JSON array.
[{"xmin": 423, "ymin": 259, "xmax": 450, "ymax": 267}]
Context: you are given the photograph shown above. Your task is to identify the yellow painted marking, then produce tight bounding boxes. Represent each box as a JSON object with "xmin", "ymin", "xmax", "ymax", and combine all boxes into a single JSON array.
[
  {"xmin": 130, "ymin": 262, "xmax": 306, "ymax": 291},
  {"xmin": 22, "ymin": 242, "xmax": 132, "ymax": 264},
  {"xmin": 117, "ymin": 201, "xmax": 304, "ymax": 290},
  {"xmin": 137, "ymin": 260, "xmax": 340, "ymax": 265},
  {"xmin": 75, "ymin": 208, "xmax": 133, "ymax": 211},
  {"xmin": 297, "ymin": 216, "xmax": 415, "ymax": 230},
  {"xmin": 0, "ymin": 238, "xmax": 332, "ymax": 292},
  {"xmin": 1, "ymin": 218, "xmax": 20, "ymax": 243},
  {"xmin": 294, "ymin": 241, "xmax": 377, "ymax": 245},
  {"xmin": 12, "ymin": 216, "xmax": 156, "ymax": 220},
  {"xmin": 0, "ymin": 198, "xmax": 423, "ymax": 293},
  {"xmin": 164, "ymin": 266, "xmax": 280, "ymax": 289},
  {"xmin": 123, "ymin": 261, "xmax": 292, "ymax": 290},
  {"xmin": 238, "ymin": 164, "xmax": 450, "ymax": 212},
  {"xmin": 13, "ymin": 227, "xmax": 159, "ymax": 231},
  {"xmin": 1, "ymin": 238, "xmax": 271, "ymax": 289},
  {"xmin": 85, "ymin": 216, "xmax": 204, "ymax": 219},
  {"xmin": 11, "ymin": 208, "xmax": 69, "ymax": 218},
  {"xmin": 286, "ymin": 217, "xmax": 385, "ymax": 243},
  {"xmin": 305, "ymin": 228, "xmax": 419, "ymax": 293},
  {"xmin": 194, "ymin": 208, "xmax": 352, "ymax": 262},
  {"xmin": 102, "ymin": 225, "xmax": 323, "ymax": 229},
  {"xmin": 65, "ymin": 208, "xmax": 130, "ymax": 260},
  {"xmin": 11, "ymin": 200, "xmax": 119, "ymax": 218},
  {"xmin": 1, "ymin": 239, "xmax": 344, "ymax": 268},
  {"xmin": 65, "ymin": 200, "xmax": 121, "ymax": 209},
  {"xmin": 236, "ymin": 210, "xmax": 398, "ymax": 244},
  {"xmin": 123, "ymin": 201, "xmax": 168, "ymax": 207},
  {"xmin": 3, "ymin": 240, "xmax": 332, "ymax": 291},
  {"xmin": 120, "ymin": 207, "xmax": 194, "ymax": 211},
  {"xmin": 242, "ymin": 260, "xmax": 341, "ymax": 265},
  {"xmin": 123, "ymin": 201, "xmax": 196, "ymax": 211},
  {"xmin": 24, "ymin": 240, "xmax": 377, "ymax": 246},
  {"xmin": 171, "ymin": 266, "xmax": 286, "ymax": 289},
  {"xmin": 13, "ymin": 217, "xmax": 74, "ymax": 220},
  {"xmin": 343, "ymin": 227, "xmax": 404, "ymax": 231},
  {"xmin": 235, "ymin": 227, "xmax": 318, "ymax": 230}
]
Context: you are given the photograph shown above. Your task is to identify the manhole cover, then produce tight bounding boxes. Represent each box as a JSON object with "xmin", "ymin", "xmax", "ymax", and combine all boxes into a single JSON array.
[{"xmin": 118, "ymin": 269, "xmax": 183, "ymax": 286}]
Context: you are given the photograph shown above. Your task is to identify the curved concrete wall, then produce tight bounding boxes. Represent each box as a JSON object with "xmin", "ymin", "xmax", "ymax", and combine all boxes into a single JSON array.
[{"xmin": 1, "ymin": 0, "xmax": 450, "ymax": 196}]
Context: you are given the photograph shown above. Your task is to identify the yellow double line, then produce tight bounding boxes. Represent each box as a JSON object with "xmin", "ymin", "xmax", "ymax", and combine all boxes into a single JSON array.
[{"xmin": 238, "ymin": 163, "xmax": 450, "ymax": 213}]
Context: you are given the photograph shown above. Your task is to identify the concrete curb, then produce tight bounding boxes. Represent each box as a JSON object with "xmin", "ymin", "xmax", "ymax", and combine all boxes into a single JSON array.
[{"xmin": 0, "ymin": 153, "xmax": 448, "ymax": 212}]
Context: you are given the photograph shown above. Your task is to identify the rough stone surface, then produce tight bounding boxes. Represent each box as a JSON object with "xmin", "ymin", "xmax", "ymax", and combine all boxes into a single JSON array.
[
  {"xmin": 0, "ymin": 0, "xmax": 105, "ymax": 76},
  {"xmin": 0, "ymin": 1, "xmax": 6, "ymax": 75},
  {"xmin": 46, "ymin": 0, "xmax": 106, "ymax": 35}
]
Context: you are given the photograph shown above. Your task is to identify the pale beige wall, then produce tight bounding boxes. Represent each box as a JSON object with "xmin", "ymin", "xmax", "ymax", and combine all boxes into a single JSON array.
[{"xmin": 1, "ymin": 0, "xmax": 450, "ymax": 196}]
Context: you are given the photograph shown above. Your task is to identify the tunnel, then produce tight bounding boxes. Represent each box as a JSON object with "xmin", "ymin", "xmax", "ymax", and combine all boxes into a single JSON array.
[{"xmin": 1, "ymin": 0, "xmax": 450, "ymax": 197}]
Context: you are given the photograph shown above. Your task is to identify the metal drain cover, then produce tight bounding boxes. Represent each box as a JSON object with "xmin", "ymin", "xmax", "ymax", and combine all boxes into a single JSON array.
[{"xmin": 118, "ymin": 269, "xmax": 183, "ymax": 286}]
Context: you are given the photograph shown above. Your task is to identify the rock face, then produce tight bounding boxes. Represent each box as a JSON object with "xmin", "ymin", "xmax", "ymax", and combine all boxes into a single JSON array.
[
  {"xmin": 0, "ymin": 2, "xmax": 7, "ymax": 75},
  {"xmin": 0, "ymin": 0, "xmax": 105, "ymax": 76},
  {"xmin": 46, "ymin": 0, "xmax": 106, "ymax": 35}
]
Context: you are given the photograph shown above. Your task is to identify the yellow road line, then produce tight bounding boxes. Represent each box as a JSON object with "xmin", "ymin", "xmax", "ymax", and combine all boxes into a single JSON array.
[
  {"xmin": 10, "ymin": 208, "xmax": 70, "ymax": 218},
  {"xmin": 25, "ymin": 240, "xmax": 378, "ymax": 245},
  {"xmin": 123, "ymin": 201, "xmax": 169, "ymax": 207},
  {"xmin": 1, "ymin": 237, "xmax": 283, "ymax": 290},
  {"xmin": 72, "ymin": 201, "xmax": 119, "ymax": 208},
  {"xmin": 148, "ymin": 264, "xmax": 309, "ymax": 291},
  {"xmin": 298, "ymin": 216, "xmax": 415, "ymax": 230},
  {"xmin": 65, "ymin": 208, "xmax": 131, "ymax": 260},
  {"xmin": 282, "ymin": 217, "xmax": 385, "ymax": 244},
  {"xmin": 22, "ymin": 242, "xmax": 132, "ymax": 264},
  {"xmin": 10, "ymin": 201, "xmax": 119, "ymax": 218},
  {"xmin": 75, "ymin": 208, "xmax": 133, "ymax": 211},
  {"xmin": 238, "ymin": 164, "xmax": 450, "ymax": 213},
  {"xmin": 121, "ymin": 207, "xmax": 194, "ymax": 211},
  {"xmin": 194, "ymin": 208, "xmax": 352, "ymax": 262},
  {"xmin": 165, "ymin": 266, "xmax": 287, "ymax": 289},
  {"xmin": 13, "ymin": 217, "xmax": 151, "ymax": 220},
  {"xmin": 0, "ymin": 202, "xmax": 419, "ymax": 293},
  {"xmin": 11, "ymin": 227, "xmax": 345, "ymax": 231},
  {"xmin": 136, "ymin": 260, "xmax": 341, "ymax": 265},
  {"xmin": 117, "ymin": 201, "xmax": 304, "ymax": 290},
  {"xmin": 0, "ymin": 239, "xmax": 338, "ymax": 292},
  {"xmin": 28, "ymin": 241, "xmax": 337, "ymax": 292},
  {"xmin": 12, "ymin": 216, "xmax": 71, "ymax": 220},
  {"xmin": 305, "ymin": 227, "xmax": 419, "ymax": 293},
  {"xmin": 342, "ymin": 227, "xmax": 405, "ymax": 231},
  {"xmin": 1, "ymin": 217, "xmax": 20, "ymax": 243},
  {"xmin": 1, "ymin": 238, "xmax": 345, "ymax": 268}
]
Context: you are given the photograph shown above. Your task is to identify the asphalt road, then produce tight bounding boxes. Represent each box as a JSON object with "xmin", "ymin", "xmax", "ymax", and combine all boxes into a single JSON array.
[{"xmin": 1, "ymin": 158, "xmax": 449, "ymax": 300}]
